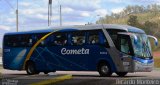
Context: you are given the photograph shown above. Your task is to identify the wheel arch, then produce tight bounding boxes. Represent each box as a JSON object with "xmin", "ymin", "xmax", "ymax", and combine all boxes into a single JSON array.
[
  {"xmin": 25, "ymin": 60, "xmax": 35, "ymax": 70},
  {"xmin": 97, "ymin": 59, "xmax": 116, "ymax": 72}
]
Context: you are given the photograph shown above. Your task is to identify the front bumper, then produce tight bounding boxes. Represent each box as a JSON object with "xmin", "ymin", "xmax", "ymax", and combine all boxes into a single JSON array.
[{"xmin": 133, "ymin": 57, "xmax": 154, "ymax": 72}]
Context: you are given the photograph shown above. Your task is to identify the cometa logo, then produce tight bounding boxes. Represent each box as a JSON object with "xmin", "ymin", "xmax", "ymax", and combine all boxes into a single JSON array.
[{"xmin": 61, "ymin": 48, "xmax": 90, "ymax": 55}]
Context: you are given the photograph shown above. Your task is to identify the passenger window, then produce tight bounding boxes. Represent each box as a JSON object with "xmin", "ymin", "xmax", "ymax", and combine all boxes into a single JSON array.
[
  {"xmin": 18, "ymin": 34, "xmax": 30, "ymax": 47},
  {"xmin": 88, "ymin": 31, "xmax": 99, "ymax": 45},
  {"xmin": 71, "ymin": 31, "xmax": 85, "ymax": 45},
  {"xmin": 54, "ymin": 33, "xmax": 67, "ymax": 46},
  {"xmin": 37, "ymin": 33, "xmax": 48, "ymax": 46},
  {"xmin": 99, "ymin": 31, "xmax": 110, "ymax": 48}
]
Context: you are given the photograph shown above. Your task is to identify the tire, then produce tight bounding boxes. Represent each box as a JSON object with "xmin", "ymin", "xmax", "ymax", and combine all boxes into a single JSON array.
[
  {"xmin": 35, "ymin": 72, "xmax": 40, "ymax": 74},
  {"xmin": 98, "ymin": 63, "xmax": 112, "ymax": 77},
  {"xmin": 116, "ymin": 72, "xmax": 128, "ymax": 77},
  {"xmin": 26, "ymin": 62, "xmax": 37, "ymax": 75}
]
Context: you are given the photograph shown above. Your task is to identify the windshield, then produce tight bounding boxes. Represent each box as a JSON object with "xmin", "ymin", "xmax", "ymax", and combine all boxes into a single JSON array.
[{"xmin": 131, "ymin": 33, "xmax": 152, "ymax": 58}]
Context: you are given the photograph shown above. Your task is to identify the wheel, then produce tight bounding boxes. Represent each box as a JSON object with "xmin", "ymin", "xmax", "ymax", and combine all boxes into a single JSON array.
[
  {"xmin": 44, "ymin": 72, "xmax": 49, "ymax": 74},
  {"xmin": 26, "ymin": 62, "xmax": 37, "ymax": 75},
  {"xmin": 98, "ymin": 63, "xmax": 112, "ymax": 77},
  {"xmin": 116, "ymin": 72, "xmax": 128, "ymax": 77},
  {"xmin": 35, "ymin": 72, "xmax": 40, "ymax": 74}
]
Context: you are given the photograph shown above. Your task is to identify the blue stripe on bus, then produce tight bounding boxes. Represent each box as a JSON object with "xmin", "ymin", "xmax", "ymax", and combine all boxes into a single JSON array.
[{"xmin": 133, "ymin": 57, "xmax": 153, "ymax": 64}]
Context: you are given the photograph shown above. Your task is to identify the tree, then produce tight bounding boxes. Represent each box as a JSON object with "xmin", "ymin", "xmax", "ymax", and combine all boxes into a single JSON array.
[
  {"xmin": 144, "ymin": 21, "xmax": 158, "ymax": 35},
  {"xmin": 127, "ymin": 15, "xmax": 139, "ymax": 26}
]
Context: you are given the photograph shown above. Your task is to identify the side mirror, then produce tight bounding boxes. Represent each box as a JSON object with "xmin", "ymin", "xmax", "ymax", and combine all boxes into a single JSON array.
[
  {"xmin": 147, "ymin": 35, "xmax": 158, "ymax": 46},
  {"xmin": 131, "ymin": 34, "xmax": 138, "ymax": 44}
]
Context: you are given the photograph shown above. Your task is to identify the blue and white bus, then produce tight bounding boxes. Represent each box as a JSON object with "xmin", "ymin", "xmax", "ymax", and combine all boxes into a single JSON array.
[{"xmin": 3, "ymin": 24, "xmax": 158, "ymax": 76}]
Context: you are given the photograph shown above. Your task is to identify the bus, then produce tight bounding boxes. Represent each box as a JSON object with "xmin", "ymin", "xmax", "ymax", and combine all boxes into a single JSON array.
[{"xmin": 2, "ymin": 24, "xmax": 158, "ymax": 76}]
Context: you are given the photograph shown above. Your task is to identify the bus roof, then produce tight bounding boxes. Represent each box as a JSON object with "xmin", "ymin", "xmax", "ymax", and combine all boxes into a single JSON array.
[{"xmin": 4, "ymin": 24, "xmax": 145, "ymax": 35}]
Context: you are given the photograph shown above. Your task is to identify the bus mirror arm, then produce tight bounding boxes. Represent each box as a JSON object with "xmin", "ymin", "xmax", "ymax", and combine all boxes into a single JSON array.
[
  {"xmin": 118, "ymin": 32, "xmax": 138, "ymax": 43},
  {"xmin": 147, "ymin": 35, "xmax": 158, "ymax": 46}
]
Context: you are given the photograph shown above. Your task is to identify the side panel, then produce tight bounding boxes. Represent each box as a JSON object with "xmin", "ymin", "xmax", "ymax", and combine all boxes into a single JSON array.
[
  {"xmin": 28, "ymin": 29, "xmax": 117, "ymax": 72},
  {"xmin": 3, "ymin": 47, "xmax": 29, "ymax": 70},
  {"xmin": 29, "ymin": 46, "xmax": 116, "ymax": 72}
]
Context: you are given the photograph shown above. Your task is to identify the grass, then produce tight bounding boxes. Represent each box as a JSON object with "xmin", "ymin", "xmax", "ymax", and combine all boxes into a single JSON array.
[{"xmin": 154, "ymin": 57, "xmax": 160, "ymax": 68}]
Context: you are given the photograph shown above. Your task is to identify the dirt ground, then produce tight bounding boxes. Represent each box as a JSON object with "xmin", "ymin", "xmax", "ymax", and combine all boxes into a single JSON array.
[
  {"xmin": 153, "ymin": 51, "xmax": 160, "ymax": 68},
  {"xmin": 153, "ymin": 51, "xmax": 160, "ymax": 57}
]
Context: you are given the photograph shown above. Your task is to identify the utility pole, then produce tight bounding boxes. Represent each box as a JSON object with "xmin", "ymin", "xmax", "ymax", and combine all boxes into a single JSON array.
[
  {"xmin": 60, "ymin": 5, "xmax": 62, "ymax": 26},
  {"xmin": 48, "ymin": 0, "xmax": 52, "ymax": 26},
  {"xmin": 16, "ymin": 0, "xmax": 18, "ymax": 32}
]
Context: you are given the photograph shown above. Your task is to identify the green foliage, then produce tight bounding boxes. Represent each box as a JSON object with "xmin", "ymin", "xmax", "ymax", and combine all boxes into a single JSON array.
[
  {"xmin": 96, "ymin": 4, "xmax": 160, "ymax": 51},
  {"xmin": 144, "ymin": 21, "xmax": 158, "ymax": 35},
  {"xmin": 127, "ymin": 15, "xmax": 138, "ymax": 26}
]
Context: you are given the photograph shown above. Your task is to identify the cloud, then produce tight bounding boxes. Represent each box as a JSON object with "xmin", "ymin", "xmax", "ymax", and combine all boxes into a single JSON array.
[
  {"xmin": 63, "ymin": 21, "xmax": 86, "ymax": 26},
  {"xmin": 20, "ymin": 8, "xmax": 48, "ymax": 15},
  {"xmin": 19, "ymin": 2, "xmax": 31, "ymax": 7},
  {"xmin": 0, "ymin": 25, "xmax": 11, "ymax": 31},
  {"xmin": 107, "ymin": 0, "xmax": 125, "ymax": 3},
  {"xmin": 36, "ymin": 14, "xmax": 59, "ymax": 20},
  {"xmin": 95, "ymin": 9, "xmax": 109, "ymax": 17},
  {"xmin": 80, "ymin": 12, "xmax": 90, "ymax": 17},
  {"xmin": 6, "ymin": 18, "xmax": 16, "ymax": 23},
  {"xmin": 62, "ymin": 7, "xmax": 74, "ymax": 13},
  {"xmin": 111, "ymin": 7, "xmax": 124, "ymax": 14},
  {"xmin": 60, "ymin": 0, "xmax": 101, "ymax": 11}
]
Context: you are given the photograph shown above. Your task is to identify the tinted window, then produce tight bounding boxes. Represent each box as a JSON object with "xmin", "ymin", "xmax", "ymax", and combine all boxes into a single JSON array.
[
  {"xmin": 46, "ymin": 32, "xmax": 68, "ymax": 46},
  {"xmin": 54, "ymin": 33, "xmax": 67, "ymax": 46},
  {"xmin": 106, "ymin": 29, "xmax": 125, "ymax": 48},
  {"xmin": 88, "ymin": 30, "xmax": 109, "ymax": 47},
  {"xmin": 88, "ymin": 30, "xmax": 99, "ymax": 45},
  {"xmin": 28, "ymin": 33, "xmax": 47, "ymax": 47},
  {"xmin": 71, "ymin": 31, "xmax": 86, "ymax": 45},
  {"xmin": 4, "ymin": 33, "xmax": 48, "ymax": 47}
]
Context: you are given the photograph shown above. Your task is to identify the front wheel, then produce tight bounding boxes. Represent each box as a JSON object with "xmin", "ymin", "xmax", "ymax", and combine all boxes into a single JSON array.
[
  {"xmin": 116, "ymin": 72, "xmax": 128, "ymax": 77},
  {"xmin": 98, "ymin": 63, "xmax": 112, "ymax": 77},
  {"xmin": 26, "ymin": 62, "xmax": 37, "ymax": 75}
]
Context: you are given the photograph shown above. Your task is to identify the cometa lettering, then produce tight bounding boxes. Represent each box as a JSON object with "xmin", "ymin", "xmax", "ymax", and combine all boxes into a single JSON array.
[{"xmin": 61, "ymin": 48, "xmax": 90, "ymax": 55}]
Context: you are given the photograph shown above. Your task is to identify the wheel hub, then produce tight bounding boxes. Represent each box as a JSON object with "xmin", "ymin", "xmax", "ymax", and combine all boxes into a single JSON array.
[{"xmin": 101, "ymin": 66, "xmax": 108, "ymax": 74}]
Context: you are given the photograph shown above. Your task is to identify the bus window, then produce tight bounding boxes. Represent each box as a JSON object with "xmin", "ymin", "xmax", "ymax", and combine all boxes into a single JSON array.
[
  {"xmin": 54, "ymin": 33, "xmax": 67, "ymax": 46},
  {"xmin": 121, "ymin": 38, "xmax": 130, "ymax": 54},
  {"xmin": 4, "ymin": 35, "xmax": 11, "ymax": 47},
  {"xmin": 106, "ymin": 29, "xmax": 126, "ymax": 48},
  {"xmin": 88, "ymin": 30, "xmax": 99, "ymax": 45},
  {"xmin": 46, "ymin": 34, "xmax": 54, "ymax": 46},
  {"xmin": 28, "ymin": 38, "xmax": 33, "ymax": 47},
  {"xmin": 6, "ymin": 35, "xmax": 19, "ymax": 47},
  {"xmin": 27, "ymin": 33, "xmax": 48, "ymax": 47},
  {"xmin": 71, "ymin": 31, "xmax": 86, "ymax": 45},
  {"xmin": 118, "ymin": 35, "xmax": 133, "ymax": 55},
  {"xmin": 99, "ymin": 31, "xmax": 110, "ymax": 48},
  {"xmin": 37, "ymin": 33, "xmax": 48, "ymax": 46}
]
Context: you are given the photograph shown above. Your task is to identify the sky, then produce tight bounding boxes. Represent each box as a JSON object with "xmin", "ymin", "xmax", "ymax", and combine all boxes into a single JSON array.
[
  {"xmin": 0, "ymin": 0, "xmax": 160, "ymax": 47},
  {"xmin": 0, "ymin": 0, "xmax": 160, "ymax": 32}
]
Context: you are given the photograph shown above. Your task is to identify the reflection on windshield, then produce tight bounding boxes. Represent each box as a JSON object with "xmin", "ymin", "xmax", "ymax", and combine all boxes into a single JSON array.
[{"xmin": 131, "ymin": 34, "xmax": 152, "ymax": 58}]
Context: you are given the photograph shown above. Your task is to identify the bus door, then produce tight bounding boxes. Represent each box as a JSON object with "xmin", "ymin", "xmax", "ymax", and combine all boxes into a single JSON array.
[{"xmin": 117, "ymin": 34, "xmax": 134, "ymax": 72}]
